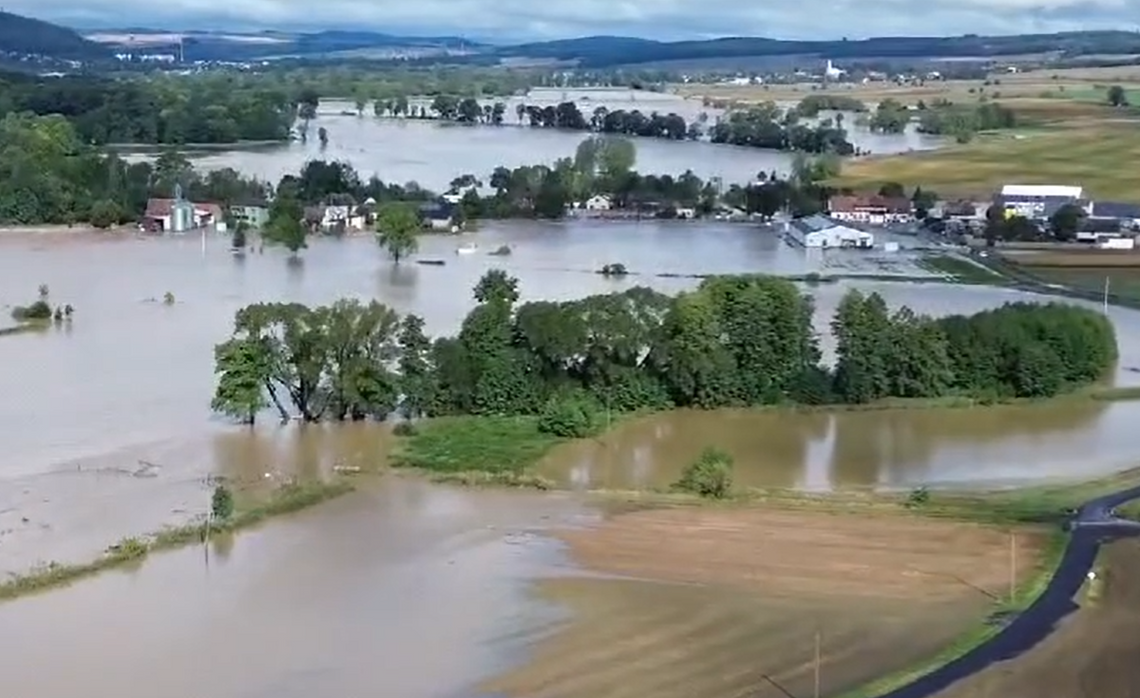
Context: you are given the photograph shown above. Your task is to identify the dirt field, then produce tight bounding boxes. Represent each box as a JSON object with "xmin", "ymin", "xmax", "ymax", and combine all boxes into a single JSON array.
[
  {"xmin": 935, "ymin": 538, "xmax": 1140, "ymax": 698},
  {"xmin": 485, "ymin": 506, "xmax": 1048, "ymax": 698},
  {"xmin": 835, "ymin": 124, "xmax": 1140, "ymax": 202}
]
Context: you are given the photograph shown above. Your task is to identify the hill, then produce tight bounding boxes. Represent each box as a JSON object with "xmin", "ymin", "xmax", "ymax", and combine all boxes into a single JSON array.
[
  {"xmin": 84, "ymin": 28, "xmax": 483, "ymax": 62},
  {"xmin": 0, "ymin": 11, "xmax": 111, "ymax": 61},
  {"xmin": 494, "ymin": 31, "xmax": 1140, "ymax": 68}
]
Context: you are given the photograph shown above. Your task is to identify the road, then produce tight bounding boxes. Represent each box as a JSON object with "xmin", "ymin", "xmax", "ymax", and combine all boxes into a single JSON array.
[{"xmin": 878, "ymin": 484, "xmax": 1140, "ymax": 698}]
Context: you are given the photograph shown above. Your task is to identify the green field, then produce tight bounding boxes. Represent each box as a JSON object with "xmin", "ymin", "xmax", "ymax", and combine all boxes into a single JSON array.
[{"xmin": 837, "ymin": 124, "xmax": 1140, "ymax": 202}]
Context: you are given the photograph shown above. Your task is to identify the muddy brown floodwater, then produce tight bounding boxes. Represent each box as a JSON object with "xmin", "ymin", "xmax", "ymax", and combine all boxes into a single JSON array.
[{"xmin": 3, "ymin": 228, "xmax": 1140, "ymax": 697}]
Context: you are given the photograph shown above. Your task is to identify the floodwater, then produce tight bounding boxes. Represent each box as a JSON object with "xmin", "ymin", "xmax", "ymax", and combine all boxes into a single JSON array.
[
  {"xmin": 4, "ymin": 223, "xmax": 1140, "ymax": 697},
  {"xmin": 0, "ymin": 478, "xmax": 595, "ymax": 698},
  {"xmin": 123, "ymin": 93, "xmax": 943, "ymax": 190}
]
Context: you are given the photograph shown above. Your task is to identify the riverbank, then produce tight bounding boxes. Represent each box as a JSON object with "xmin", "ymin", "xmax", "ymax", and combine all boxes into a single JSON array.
[{"xmin": 0, "ymin": 479, "xmax": 352, "ymax": 603}]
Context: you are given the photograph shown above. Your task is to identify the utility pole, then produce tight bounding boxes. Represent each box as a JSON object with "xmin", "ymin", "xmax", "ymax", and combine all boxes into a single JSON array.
[
  {"xmin": 1012, "ymin": 532, "xmax": 1019, "ymax": 601},
  {"xmin": 1104, "ymin": 276, "xmax": 1111, "ymax": 315},
  {"xmin": 814, "ymin": 629, "xmax": 821, "ymax": 698}
]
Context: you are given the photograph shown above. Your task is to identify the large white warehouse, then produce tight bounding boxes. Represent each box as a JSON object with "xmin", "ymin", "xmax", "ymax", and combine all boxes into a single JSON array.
[
  {"xmin": 787, "ymin": 215, "xmax": 874, "ymax": 249},
  {"xmin": 999, "ymin": 184, "xmax": 1086, "ymax": 220}
]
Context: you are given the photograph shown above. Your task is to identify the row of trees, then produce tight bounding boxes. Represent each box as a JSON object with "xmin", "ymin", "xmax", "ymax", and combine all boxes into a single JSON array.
[
  {"xmin": 211, "ymin": 272, "xmax": 1117, "ymax": 424},
  {"xmin": 408, "ymin": 95, "xmax": 855, "ymax": 155},
  {"xmin": 0, "ymin": 71, "xmax": 296, "ymax": 145}
]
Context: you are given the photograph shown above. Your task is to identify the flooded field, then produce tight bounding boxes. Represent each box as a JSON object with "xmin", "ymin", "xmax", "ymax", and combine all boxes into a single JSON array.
[
  {"xmin": 0, "ymin": 479, "xmax": 595, "ymax": 698},
  {"xmin": 0, "ymin": 223, "xmax": 1138, "ymax": 698},
  {"xmin": 121, "ymin": 94, "xmax": 944, "ymax": 190}
]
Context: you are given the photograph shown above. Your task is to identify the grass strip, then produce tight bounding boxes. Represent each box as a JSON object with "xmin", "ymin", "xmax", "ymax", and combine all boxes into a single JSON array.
[
  {"xmin": 392, "ymin": 415, "xmax": 566, "ymax": 477},
  {"xmin": 0, "ymin": 480, "xmax": 353, "ymax": 603},
  {"xmin": 918, "ymin": 254, "xmax": 1007, "ymax": 285}
]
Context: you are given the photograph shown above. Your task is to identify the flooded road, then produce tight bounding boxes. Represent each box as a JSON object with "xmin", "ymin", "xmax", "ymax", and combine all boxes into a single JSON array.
[
  {"xmin": 121, "ymin": 93, "xmax": 944, "ymax": 190},
  {"xmin": 0, "ymin": 479, "xmax": 593, "ymax": 698}
]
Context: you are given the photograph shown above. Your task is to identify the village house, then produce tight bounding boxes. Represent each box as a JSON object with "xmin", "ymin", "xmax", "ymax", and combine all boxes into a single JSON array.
[
  {"xmin": 228, "ymin": 201, "xmax": 270, "ymax": 229},
  {"xmin": 582, "ymin": 194, "xmax": 612, "ymax": 211},
  {"xmin": 827, "ymin": 195, "xmax": 913, "ymax": 225},
  {"xmin": 143, "ymin": 192, "xmax": 224, "ymax": 233},
  {"xmin": 303, "ymin": 204, "xmax": 368, "ymax": 233},
  {"xmin": 418, "ymin": 200, "xmax": 462, "ymax": 232}
]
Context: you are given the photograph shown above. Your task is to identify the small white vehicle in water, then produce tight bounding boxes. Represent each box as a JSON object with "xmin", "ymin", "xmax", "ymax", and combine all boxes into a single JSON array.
[{"xmin": 455, "ymin": 242, "xmax": 478, "ymax": 255}]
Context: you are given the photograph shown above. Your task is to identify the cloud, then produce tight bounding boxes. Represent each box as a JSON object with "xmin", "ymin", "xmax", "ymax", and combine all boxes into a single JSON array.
[{"xmin": 9, "ymin": 0, "xmax": 1140, "ymax": 41}]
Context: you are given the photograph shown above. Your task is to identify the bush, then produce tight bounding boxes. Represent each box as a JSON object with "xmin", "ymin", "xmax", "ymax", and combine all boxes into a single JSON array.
[
  {"xmin": 392, "ymin": 421, "xmax": 418, "ymax": 437},
  {"xmin": 905, "ymin": 486, "xmax": 931, "ymax": 509},
  {"xmin": 211, "ymin": 485, "xmax": 235, "ymax": 520},
  {"xmin": 11, "ymin": 300, "xmax": 52, "ymax": 321},
  {"xmin": 88, "ymin": 200, "xmax": 122, "ymax": 229},
  {"xmin": 674, "ymin": 447, "xmax": 734, "ymax": 499},
  {"xmin": 537, "ymin": 394, "xmax": 601, "ymax": 438}
]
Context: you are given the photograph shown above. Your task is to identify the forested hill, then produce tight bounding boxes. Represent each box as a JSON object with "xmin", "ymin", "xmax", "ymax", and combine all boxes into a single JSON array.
[
  {"xmin": 0, "ymin": 11, "xmax": 111, "ymax": 61},
  {"xmin": 495, "ymin": 31, "xmax": 1140, "ymax": 68}
]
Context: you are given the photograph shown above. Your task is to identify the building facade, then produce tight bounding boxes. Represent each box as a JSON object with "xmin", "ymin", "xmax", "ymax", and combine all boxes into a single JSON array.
[{"xmin": 827, "ymin": 195, "xmax": 912, "ymax": 225}]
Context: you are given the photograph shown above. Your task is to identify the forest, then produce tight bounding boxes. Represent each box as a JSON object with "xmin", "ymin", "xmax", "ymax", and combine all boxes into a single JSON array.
[
  {"xmin": 0, "ymin": 71, "xmax": 295, "ymax": 144},
  {"xmin": 211, "ymin": 272, "xmax": 1118, "ymax": 425}
]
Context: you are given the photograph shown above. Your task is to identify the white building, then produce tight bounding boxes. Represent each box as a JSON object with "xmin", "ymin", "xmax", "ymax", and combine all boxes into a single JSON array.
[
  {"xmin": 787, "ymin": 215, "xmax": 874, "ymax": 249},
  {"xmin": 583, "ymin": 195, "xmax": 612, "ymax": 211},
  {"xmin": 999, "ymin": 184, "xmax": 1086, "ymax": 220}
]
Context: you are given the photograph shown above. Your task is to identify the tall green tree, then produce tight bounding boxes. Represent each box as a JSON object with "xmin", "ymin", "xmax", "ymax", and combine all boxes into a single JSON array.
[{"xmin": 375, "ymin": 202, "xmax": 421, "ymax": 264}]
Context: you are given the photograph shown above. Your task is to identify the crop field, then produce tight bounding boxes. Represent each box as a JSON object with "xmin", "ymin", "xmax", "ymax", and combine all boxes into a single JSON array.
[
  {"xmin": 673, "ymin": 65, "xmax": 1140, "ymax": 109},
  {"xmin": 835, "ymin": 124, "xmax": 1140, "ymax": 202},
  {"xmin": 935, "ymin": 538, "xmax": 1140, "ymax": 698},
  {"xmin": 485, "ymin": 506, "xmax": 1049, "ymax": 698}
]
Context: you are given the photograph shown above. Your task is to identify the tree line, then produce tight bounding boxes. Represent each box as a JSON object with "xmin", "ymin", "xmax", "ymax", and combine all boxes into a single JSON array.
[
  {"xmin": 0, "ymin": 70, "xmax": 295, "ymax": 145},
  {"xmin": 211, "ymin": 272, "xmax": 1117, "ymax": 425},
  {"xmin": 401, "ymin": 96, "xmax": 855, "ymax": 155}
]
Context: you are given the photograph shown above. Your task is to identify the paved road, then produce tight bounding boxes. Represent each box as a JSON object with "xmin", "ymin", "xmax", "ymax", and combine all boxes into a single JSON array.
[{"xmin": 878, "ymin": 484, "xmax": 1140, "ymax": 698}]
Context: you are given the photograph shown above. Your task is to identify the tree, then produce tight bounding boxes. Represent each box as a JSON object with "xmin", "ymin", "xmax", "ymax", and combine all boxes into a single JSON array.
[
  {"xmin": 1049, "ymin": 203, "xmax": 1085, "ymax": 242},
  {"xmin": 397, "ymin": 314, "xmax": 434, "ymax": 418},
  {"xmin": 1108, "ymin": 85, "xmax": 1129, "ymax": 107},
  {"xmin": 211, "ymin": 485, "xmax": 235, "ymax": 520},
  {"xmin": 262, "ymin": 195, "xmax": 307, "ymax": 255},
  {"xmin": 374, "ymin": 202, "xmax": 421, "ymax": 264},
  {"xmin": 88, "ymin": 200, "xmax": 121, "ymax": 229},
  {"xmin": 210, "ymin": 338, "xmax": 269, "ymax": 424}
]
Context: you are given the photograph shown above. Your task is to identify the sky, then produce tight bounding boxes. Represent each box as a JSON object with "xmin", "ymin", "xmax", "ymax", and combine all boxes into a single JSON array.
[{"xmin": 7, "ymin": 0, "xmax": 1140, "ymax": 42}]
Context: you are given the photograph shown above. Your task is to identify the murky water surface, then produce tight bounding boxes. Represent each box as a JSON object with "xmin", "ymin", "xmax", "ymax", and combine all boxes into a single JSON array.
[
  {"xmin": 2, "ymin": 223, "xmax": 1140, "ymax": 697},
  {"xmin": 0, "ymin": 478, "xmax": 592, "ymax": 698}
]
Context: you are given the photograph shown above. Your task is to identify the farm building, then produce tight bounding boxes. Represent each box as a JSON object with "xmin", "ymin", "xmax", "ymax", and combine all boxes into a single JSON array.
[
  {"xmin": 997, "ymin": 184, "xmax": 1086, "ymax": 221},
  {"xmin": 787, "ymin": 215, "xmax": 874, "ymax": 249}
]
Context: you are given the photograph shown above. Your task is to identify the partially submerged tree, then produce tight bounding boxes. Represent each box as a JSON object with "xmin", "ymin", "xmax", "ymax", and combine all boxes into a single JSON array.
[{"xmin": 374, "ymin": 202, "xmax": 421, "ymax": 264}]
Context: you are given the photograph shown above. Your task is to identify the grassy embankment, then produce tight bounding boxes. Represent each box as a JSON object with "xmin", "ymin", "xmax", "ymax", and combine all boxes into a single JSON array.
[{"xmin": 0, "ymin": 480, "xmax": 353, "ymax": 602}]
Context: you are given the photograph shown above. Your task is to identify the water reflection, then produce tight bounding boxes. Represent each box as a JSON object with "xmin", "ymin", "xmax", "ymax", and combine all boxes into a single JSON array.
[{"xmin": 538, "ymin": 400, "xmax": 1129, "ymax": 491}]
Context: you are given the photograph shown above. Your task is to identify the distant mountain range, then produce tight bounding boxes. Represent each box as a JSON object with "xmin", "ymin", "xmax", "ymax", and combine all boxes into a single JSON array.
[
  {"xmin": 497, "ymin": 31, "xmax": 1140, "ymax": 68},
  {"xmin": 0, "ymin": 11, "xmax": 110, "ymax": 61},
  {"xmin": 6, "ymin": 9, "xmax": 1140, "ymax": 69},
  {"xmin": 82, "ymin": 28, "xmax": 483, "ymax": 62}
]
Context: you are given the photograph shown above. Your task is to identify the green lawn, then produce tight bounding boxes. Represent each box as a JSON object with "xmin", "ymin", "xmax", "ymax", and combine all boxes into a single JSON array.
[{"xmin": 837, "ymin": 124, "xmax": 1140, "ymax": 202}]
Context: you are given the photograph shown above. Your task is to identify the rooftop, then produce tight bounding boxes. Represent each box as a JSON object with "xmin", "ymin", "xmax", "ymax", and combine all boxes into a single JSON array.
[{"xmin": 1000, "ymin": 184, "xmax": 1083, "ymax": 199}]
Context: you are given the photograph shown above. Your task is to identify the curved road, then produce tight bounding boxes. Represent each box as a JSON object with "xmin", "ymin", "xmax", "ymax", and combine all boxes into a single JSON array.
[{"xmin": 879, "ymin": 485, "xmax": 1140, "ymax": 698}]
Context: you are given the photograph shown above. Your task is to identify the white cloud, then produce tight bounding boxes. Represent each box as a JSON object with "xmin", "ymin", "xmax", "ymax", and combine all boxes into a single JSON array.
[{"xmin": 8, "ymin": 0, "xmax": 1140, "ymax": 41}]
